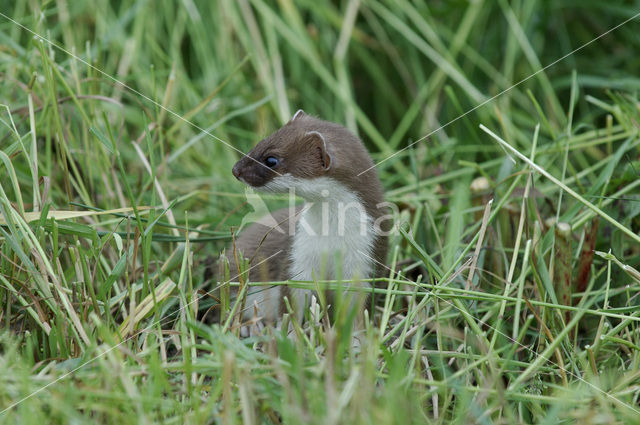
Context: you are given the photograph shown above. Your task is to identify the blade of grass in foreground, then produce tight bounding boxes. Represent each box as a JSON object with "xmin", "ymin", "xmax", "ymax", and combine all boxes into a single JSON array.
[{"xmin": 480, "ymin": 124, "xmax": 640, "ymax": 245}]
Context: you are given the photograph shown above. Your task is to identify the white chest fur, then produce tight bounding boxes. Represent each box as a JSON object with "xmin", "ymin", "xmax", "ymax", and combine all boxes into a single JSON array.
[
  {"xmin": 261, "ymin": 175, "xmax": 377, "ymax": 318},
  {"xmin": 289, "ymin": 198, "xmax": 374, "ymax": 282}
]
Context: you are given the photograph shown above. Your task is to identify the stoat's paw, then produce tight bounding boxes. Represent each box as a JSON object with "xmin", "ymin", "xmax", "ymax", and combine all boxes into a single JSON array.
[
  {"xmin": 239, "ymin": 325, "xmax": 250, "ymax": 338},
  {"xmin": 239, "ymin": 318, "xmax": 265, "ymax": 338}
]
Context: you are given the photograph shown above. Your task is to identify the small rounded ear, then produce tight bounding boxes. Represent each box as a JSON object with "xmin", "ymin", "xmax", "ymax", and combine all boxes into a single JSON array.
[
  {"xmin": 291, "ymin": 109, "xmax": 306, "ymax": 122},
  {"xmin": 306, "ymin": 131, "xmax": 332, "ymax": 171}
]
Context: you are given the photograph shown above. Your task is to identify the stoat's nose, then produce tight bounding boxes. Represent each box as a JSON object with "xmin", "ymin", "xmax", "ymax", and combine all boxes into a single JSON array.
[
  {"xmin": 232, "ymin": 163, "xmax": 241, "ymax": 179},
  {"xmin": 231, "ymin": 157, "xmax": 270, "ymax": 187}
]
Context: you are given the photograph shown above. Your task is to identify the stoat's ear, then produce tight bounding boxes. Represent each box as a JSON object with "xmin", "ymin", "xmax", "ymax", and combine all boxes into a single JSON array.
[
  {"xmin": 305, "ymin": 131, "xmax": 331, "ymax": 171},
  {"xmin": 290, "ymin": 109, "xmax": 306, "ymax": 122}
]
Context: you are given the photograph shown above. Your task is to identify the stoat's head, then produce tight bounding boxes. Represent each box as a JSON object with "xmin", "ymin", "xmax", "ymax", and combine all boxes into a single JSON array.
[{"xmin": 232, "ymin": 110, "xmax": 333, "ymax": 193}]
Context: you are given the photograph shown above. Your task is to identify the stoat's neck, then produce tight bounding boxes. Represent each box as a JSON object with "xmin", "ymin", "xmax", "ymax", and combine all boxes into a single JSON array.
[
  {"xmin": 296, "ymin": 177, "xmax": 372, "ymax": 238},
  {"xmin": 260, "ymin": 174, "xmax": 379, "ymax": 239}
]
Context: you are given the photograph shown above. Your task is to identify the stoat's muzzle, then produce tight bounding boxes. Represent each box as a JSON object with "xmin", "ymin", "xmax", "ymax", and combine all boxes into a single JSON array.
[{"xmin": 232, "ymin": 156, "xmax": 276, "ymax": 188}]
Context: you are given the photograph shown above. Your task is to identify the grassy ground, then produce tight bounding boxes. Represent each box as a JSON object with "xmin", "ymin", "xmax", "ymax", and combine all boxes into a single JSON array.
[{"xmin": 1, "ymin": 0, "xmax": 640, "ymax": 423}]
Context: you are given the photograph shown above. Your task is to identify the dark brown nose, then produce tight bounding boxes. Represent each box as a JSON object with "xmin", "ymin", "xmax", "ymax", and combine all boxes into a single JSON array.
[{"xmin": 232, "ymin": 163, "xmax": 241, "ymax": 179}]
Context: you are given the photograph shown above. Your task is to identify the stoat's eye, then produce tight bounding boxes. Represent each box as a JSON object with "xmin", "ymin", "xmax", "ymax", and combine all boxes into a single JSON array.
[{"xmin": 264, "ymin": 156, "xmax": 279, "ymax": 168}]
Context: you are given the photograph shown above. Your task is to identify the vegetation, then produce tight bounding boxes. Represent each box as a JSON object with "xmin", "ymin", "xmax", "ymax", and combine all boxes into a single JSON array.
[{"xmin": 1, "ymin": 0, "xmax": 640, "ymax": 423}]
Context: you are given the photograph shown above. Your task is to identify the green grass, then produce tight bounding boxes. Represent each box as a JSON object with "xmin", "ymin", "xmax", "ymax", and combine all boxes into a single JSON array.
[{"xmin": 1, "ymin": 0, "xmax": 640, "ymax": 423}]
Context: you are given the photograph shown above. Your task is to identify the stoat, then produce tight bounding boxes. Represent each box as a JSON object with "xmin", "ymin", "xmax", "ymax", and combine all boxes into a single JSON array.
[{"xmin": 215, "ymin": 110, "xmax": 388, "ymax": 326}]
